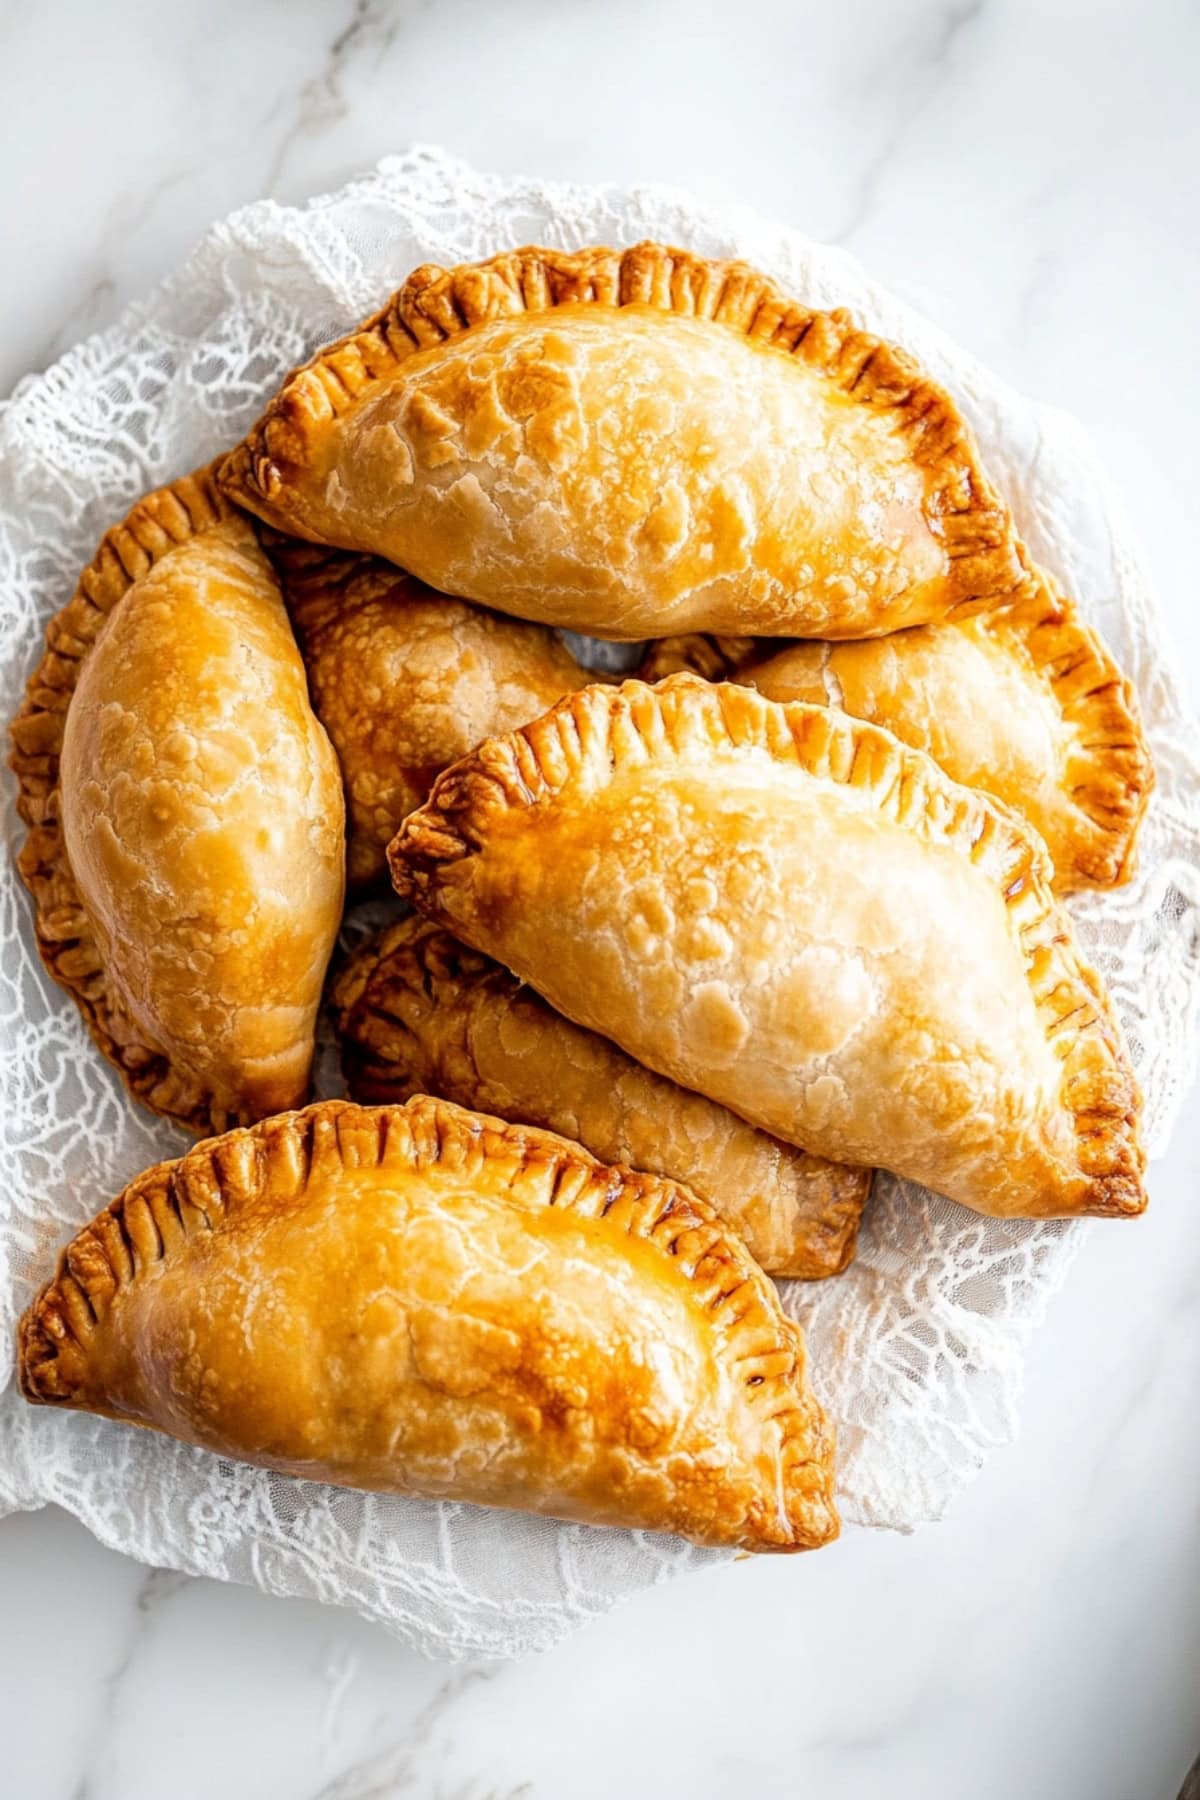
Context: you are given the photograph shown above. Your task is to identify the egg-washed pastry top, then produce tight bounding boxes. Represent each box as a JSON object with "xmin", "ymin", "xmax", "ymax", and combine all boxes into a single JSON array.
[
  {"xmin": 221, "ymin": 242, "xmax": 1024, "ymax": 641},
  {"xmin": 8, "ymin": 466, "xmax": 345, "ymax": 1132},
  {"xmin": 19, "ymin": 1096, "xmax": 839, "ymax": 1554}
]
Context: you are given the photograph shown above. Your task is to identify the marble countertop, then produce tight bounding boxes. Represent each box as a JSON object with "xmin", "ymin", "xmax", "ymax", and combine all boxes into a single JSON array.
[{"xmin": 2, "ymin": 2, "xmax": 1198, "ymax": 1796}]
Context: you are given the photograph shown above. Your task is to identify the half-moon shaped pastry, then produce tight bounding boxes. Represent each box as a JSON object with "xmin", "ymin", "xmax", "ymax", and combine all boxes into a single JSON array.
[
  {"xmin": 733, "ymin": 568, "xmax": 1153, "ymax": 894},
  {"xmin": 267, "ymin": 537, "xmax": 589, "ymax": 886},
  {"xmin": 390, "ymin": 677, "xmax": 1146, "ymax": 1221},
  {"xmin": 9, "ymin": 467, "xmax": 345, "ymax": 1132},
  {"xmin": 220, "ymin": 243, "xmax": 1024, "ymax": 641},
  {"xmin": 330, "ymin": 916, "xmax": 872, "ymax": 1279},
  {"xmin": 18, "ymin": 1097, "xmax": 839, "ymax": 1554}
]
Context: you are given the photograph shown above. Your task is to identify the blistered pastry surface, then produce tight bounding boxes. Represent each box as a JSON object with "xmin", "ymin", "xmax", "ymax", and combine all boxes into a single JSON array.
[
  {"xmin": 392, "ymin": 677, "xmax": 1145, "ymax": 1220},
  {"xmin": 19, "ymin": 1098, "xmax": 838, "ymax": 1553}
]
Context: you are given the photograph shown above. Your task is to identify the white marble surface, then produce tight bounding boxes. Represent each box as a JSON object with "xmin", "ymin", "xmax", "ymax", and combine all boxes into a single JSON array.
[{"xmin": 1, "ymin": 1, "xmax": 1198, "ymax": 1795}]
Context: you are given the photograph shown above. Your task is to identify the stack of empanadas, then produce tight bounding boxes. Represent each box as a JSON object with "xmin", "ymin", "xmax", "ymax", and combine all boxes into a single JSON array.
[{"xmin": 9, "ymin": 242, "xmax": 1154, "ymax": 1555}]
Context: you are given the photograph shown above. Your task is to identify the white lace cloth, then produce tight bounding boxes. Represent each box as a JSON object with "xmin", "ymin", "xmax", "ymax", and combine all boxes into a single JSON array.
[{"xmin": 2, "ymin": 147, "xmax": 1198, "ymax": 1662}]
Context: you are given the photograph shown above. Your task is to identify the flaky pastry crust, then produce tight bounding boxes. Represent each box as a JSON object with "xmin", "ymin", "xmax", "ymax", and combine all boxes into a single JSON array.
[
  {"xmin": 390, "ymin": 677, "xmax": 1145, "ymax": 1221},
  {"xmin": 331, "ymin": 916, "xmax": 871, "ymax": 1278},
  {"xmin": 266, "ymin": 535, "xmax": 589, "ymax": 886},
  {"xmin": 220, "ymin": 243, "xmax": 1023, "ymax": 641},
  {"xmin": 8, "ymin": 467, "xmax": 345, "ymax": 1132},
  {"xmin": 18, "ymin": 1096, "xmax": 839, "ymax": 1553}
]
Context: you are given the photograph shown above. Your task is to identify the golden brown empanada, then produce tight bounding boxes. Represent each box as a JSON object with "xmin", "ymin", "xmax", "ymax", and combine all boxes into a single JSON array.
[
  {"xmin": 18, "ymin": 1097, "xmax": 839, "ymax": 1553},
  {"xmin": 331, "ymin": 916, "xmax": 872, "ymax": 1279},
  {"xmin": 220, "ymin": 243, "xmax": 1023, "ymax": 641},
  {"xmin": 8, "ymin": 467, "xmax": 345, "ymax": 1132},
  {"xmin": 265, "ymin": 536, "xmax": 589, "ymax": 886},
  {"xmin": 390, "ymin": 676, "xmax": 1146, "ymax": 1222},
  {"xmin": 730, "ymin": 567, "xmax": 1153, "ymax": 894}
]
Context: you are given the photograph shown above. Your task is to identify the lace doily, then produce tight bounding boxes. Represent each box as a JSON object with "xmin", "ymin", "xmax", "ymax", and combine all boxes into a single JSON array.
[{"xmin": 2, "ymin": 147, "xmax": 1198, "ymax": 1662}]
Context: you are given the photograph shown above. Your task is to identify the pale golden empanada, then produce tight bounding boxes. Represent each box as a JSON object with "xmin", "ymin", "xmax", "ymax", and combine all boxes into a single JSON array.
[
  {"xmin": 9, "ymin": 468, "xmax": 345, "ymax": 1132},
  {"xmin": 219, "ymin": 243, "xmax": 1023, "ymax": 641},
  {"xmin": 390, "ymin": 677, "xmax": 1146, "ymax": 1221},
  {"xmin": 267, "ymin": 537, "xmax": 590, "ymax": 886},
  {"xmin": 732, "ymin": 567, "xmax": 1153, "ymax": 894},
  {"xmin": 331, "ymin": 916, "xmax": 872, "ymax": 1279},
  {"xmin": 18, "ymin": 1097, "xmax": 839, "ymax": 1553}
]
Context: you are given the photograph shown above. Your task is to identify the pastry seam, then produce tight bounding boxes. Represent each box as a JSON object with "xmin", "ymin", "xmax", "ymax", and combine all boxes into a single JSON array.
[{"xmin": 998, "ymin": 561, "xmax": 1154, "ymax": 886}]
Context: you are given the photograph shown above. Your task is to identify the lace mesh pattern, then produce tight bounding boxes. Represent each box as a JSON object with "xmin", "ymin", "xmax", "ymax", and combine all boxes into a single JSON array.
[{"xmin": 2, "ymin": 148, "xmax": 1198, "ymax": 1659}]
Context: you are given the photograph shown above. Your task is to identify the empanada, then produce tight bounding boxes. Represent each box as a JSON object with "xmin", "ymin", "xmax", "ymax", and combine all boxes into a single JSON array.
[
  {"xmin": 390, "ymin": 676, "xmax": 1146, "ymax": 1221},
  {"xmin": 331, "ymin": 916, "xmax": 871, "ymax": 1278},
  {"xmin": 18, "ymin": 1097, "xmax": 839, "ymax": 1553},
  {"xmin": 9, "ymin": 467, "xmax": 345, "ymax": 1132},
  {"xmin": 220, "ymin": 243, "xmax": 1023, "ymax": 641},
  {"xmin": 267, "ymin": 536, "xmax": 589, "ymax": 886}
]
